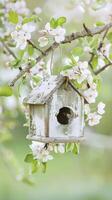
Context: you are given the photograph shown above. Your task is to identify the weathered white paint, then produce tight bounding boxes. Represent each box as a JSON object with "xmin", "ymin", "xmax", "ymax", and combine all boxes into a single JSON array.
[
  {"xmin": 24, "ymin": 75, "xmax": 65, "ymax": 104},
  {"xmin": 29, "ymin": 105, "xmax": 45, "ymax": 137},
  {"xmin": 27, "ymin": 134, "xmax": 84, "ymax": 143},
  {"xmin": 48, "ymin": 83, "xmax": 84, "ymax": 140}
]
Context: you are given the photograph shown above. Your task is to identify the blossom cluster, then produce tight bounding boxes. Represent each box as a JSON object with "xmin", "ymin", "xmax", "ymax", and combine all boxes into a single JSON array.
[
  {"xmin": 0, "ymin": 0, "xmax": 41, "ymax": 45},
  {"xmin": 61, "ymin": 56, "xmax": 98, "ymax": 103},
  {"xmin": 29, "ymin": 141, "xmax": 65, "ymax": 163},
  {"xmin": 5, "ymin": 0, "xmax": 30, "ymax": 16},
  {"xmin": 38, "ymin": 22, "xmax": 66, "ymax": 47},
  {"xmin": 11, "ymin": 23, "xmax": 36, "ymax": 50},
  {"xmin": 85, "ymin": 102, "xmax": 105, "ymax": 126},
  {"xmin": 61, "ymin": 56, "xmax": 105, "ymax": 126}
]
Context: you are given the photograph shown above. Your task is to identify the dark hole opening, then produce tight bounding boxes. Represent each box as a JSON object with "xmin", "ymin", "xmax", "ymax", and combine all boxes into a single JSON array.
[{"xmin": 56, "ymin": 107, "xmax": 74, "ymax": 125}]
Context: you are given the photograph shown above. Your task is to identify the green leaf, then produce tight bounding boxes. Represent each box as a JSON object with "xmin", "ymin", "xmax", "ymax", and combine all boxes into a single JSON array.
[
  {"xmin": 91, "ymin": 55, "xmax": 98, "ymax": 70},
  {"xmin": 30, "ymin": 59, "xmax": 37, "ymax": 67},
  {"xmin": 109, "ymin": 53, "xmax": 112, "ymax": 60},
  {"xmin": 0, "ymin": 85, "xmax": 13, "ymax": 96},
  {"xmin": 90, "ymin": 37, "xmax": 99, "ymax": 49},
  {"xmin": 8, "ymin": 10, "xmax": 18, "ymax": 24},
  {"xmin": 11, "ymin": 59, "xmax": 21, "ymax": 68},
  {"xmin": 24, "ymin": 154, "xmax": 34, "ymax": 163},
  {"xmin": 32, "ymin": 75, "xmax": 42, "ymax": 84},
  {"xmin": 94, "ymin": 77, "xmax": 101, "ymax": 91},
  {"xmin": 32, "ymin": 160, "xmax": 38, "ymax": 174},
  {"xmin": 107, "ymin": 32, "xmax": 112, "ymax": 43},
  {"xmin": 18, "ymin": 50, "xmax": 25, "ymax": 59},
  {"xmin": 66, "ymin": 143, "xmax": 74, "ymax": 152},
  {"xmin": 57, "ymin": 17, "xmax": 66, "ymax": 26},
  {"xmin": 71, "ymin": 80, "xmax": 83, "ymax": 89},
  {"xmin": 50, "ymin": 18, "xmax": 58, "ymax": 28},
  {"xmin": 21, "ymin": 176, "xmax": 34, "ymax": 186},
  {"xmin": 72, "ymin": 143, "xmax": 80, "ymax": 155},
  {"xmin": 68, "ymin": 55, "xmax": 78, "ymax": 65},
  {"xmin": 95, "ymin": 21, "xmax": 105, "ymax": 26},
  {"xmin": 71, "ymin": 47, "xmax": 83, "ymax": 56},
  {"xmin": 23, "ymin": 15, "xmax": 39, "ymax": 24},
  {"xmin": 62, "ymin": 65, "xmax": 73, "ymax": 71},
  {"xmin": 28, "ymin": 44, "xmax": 34, "ymax": 56},
  {"xmin": 41, "ymin": 162, "xmax": 47, "ymax": 173}
]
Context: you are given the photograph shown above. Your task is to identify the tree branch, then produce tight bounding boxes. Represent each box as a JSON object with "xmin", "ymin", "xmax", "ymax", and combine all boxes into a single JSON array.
[{"xmin": 9, "ymin": 22, "xmax": 112, "ymax": 87}]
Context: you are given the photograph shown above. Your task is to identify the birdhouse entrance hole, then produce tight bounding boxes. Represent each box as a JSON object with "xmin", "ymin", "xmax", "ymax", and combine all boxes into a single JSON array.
[{"xmin": 56, "ymin": 107, "xmax": 74, "ymax": 125}]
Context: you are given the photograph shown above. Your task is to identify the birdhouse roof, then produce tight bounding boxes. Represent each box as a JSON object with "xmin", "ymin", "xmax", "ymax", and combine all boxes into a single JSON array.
[{"xmin": 23, "ymin": 75, "xmax": 77, "ymax": 104}]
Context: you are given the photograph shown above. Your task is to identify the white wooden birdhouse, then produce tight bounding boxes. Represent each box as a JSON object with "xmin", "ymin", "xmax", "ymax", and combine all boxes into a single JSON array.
[{"xmin": 23, "ymin": 75, "xmax": 84, "ymax": 143}]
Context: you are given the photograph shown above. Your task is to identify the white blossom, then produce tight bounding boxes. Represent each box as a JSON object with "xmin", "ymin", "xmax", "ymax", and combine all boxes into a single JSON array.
[
  {"xmin": 45, "ymin": 22, "xmax": 53, "ymax": 34},
  {"xmin": 87, "ymin": 112, "xmax": 102, "ymax": 126},
  {"xmin": 89, "ymin": 81, "xmax": 97, "ymax": 90},
  {"xmin": 87, "ymin": 75, "xmax": 94, "ymax": 85},
  {"xmin": 31, "ymin": 60, "xmax": 45, "ymax": 75},
  {"xmin": 11, "ymin": 23, "xmax": 36, "ymax": 50},
  {"xmin": 83, "ymin": 88, "xmax": 98, "ymax": 104},
  {"xmin": 84, "ymin": 46, "xmax": 91, "ymax": 53},
  {"xmin": 61, "ymin": 60, "xmax": 92, "ymax": 85},
  {"xmin": 11, "ymin": 30, "xmax": 30, "ymax": 49},
  {"xmin": 22, "ymin": 23, "xmax": 36, "ymax": 33},
  {"xmin": 50, "ymin": 27, "xmax": 66, "ymax": 43},
  {"xmin": 98, "ymin": 58, "xmax": 105, "ymax": 68},
  {"xmin": 5, "ymin": 0, "xmax": 30, "ymax": 15},
  {"xmin": 38, "ymin": 22, "xmax": 52, "ymax": 37},
  {"xmin": 84, "ymin": 104, "xmax": 90, "ymax": 115},
  {"xmin": 54, "ymin": 144, "xmax": 65, "ymax": 154},
  {"xmin": 38, "ymin": 37, "xmax": 49, "ymax": 47},
  {"xmin": 29, "ymin": 141, "xmax": 53, "ymax": 163},
  {"xmin": 97, "ymin": 102, "xmax": 105, "ymax": 115},
  {"xmin": 39, "ymin": 22, "xmax": 66, "ymax": 44},
  {"xmin": 4, "ymin": 96, "xmax": 17, "ymax": 110},
  {"xmin": 34, "ymin": 7, "xmax": 42, "ymax": 14},
  {"xmin": 100, "ymin": 43, "xmax": 111, "ymax": 58}
]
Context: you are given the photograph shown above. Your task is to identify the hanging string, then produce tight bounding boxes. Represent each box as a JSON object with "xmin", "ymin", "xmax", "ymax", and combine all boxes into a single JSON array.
[
  {"xmin": 50, "ymin": 49, "xmax": 54, "ymax": 75},
  {"xmin": 59, "ymin": 44, "xmax": 63, "ymax": 65}
]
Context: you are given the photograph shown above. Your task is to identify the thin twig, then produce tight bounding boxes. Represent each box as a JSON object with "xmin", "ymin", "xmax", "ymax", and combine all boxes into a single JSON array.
[
  {"xmin": 69, "ymin": 81, "xmax": 89, "ymax": 104},
  {"xmin": 10, "ymin": 22, "xmax": 112, "ymax": 86},
  {"xmin": 88, "ymin": 52, "xmax": 95, "ymax": 71},
  {"xmin": 94, "ymin": 63, "xmax": 112, "ymax": 75},
  {"xmin": 98, "ymin": 29, "xmax": 109, "ymax": 51},
  {"xmin": 50, "ymin": 49, "xmax": 54, "ymax": 75},
  {"xmin": 88, "ymin": 28, "xmax": 111, "ymax": 74},
  {"xmin": 10, "ymin": 63, "xmax": 31, "ymax": 87},
  {"xmin": 83, "ymin": 23, "xmax": 93, "ymax": 36},
  {"xmin": 27, "ymin": 39, "xmax": 45, "ymax": 55},
  {"xmin": 1, "ymin": 41, "xmax": 17, "ymax": 59}
]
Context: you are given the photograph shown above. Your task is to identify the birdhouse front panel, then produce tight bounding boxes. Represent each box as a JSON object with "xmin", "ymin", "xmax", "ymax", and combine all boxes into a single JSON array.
[
  {"xmin": 48, "ymin": 83, "xmax": 84, "ymax": 141},
  {"xmin": 24, "ymin": 75, "xmax": 84, "ymax": 143}
]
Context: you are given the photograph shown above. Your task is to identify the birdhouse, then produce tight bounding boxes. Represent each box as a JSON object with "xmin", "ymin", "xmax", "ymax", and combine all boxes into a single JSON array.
[{"xmin": 23, "ymin": 75, "xmax": 84, "ymax": 143}]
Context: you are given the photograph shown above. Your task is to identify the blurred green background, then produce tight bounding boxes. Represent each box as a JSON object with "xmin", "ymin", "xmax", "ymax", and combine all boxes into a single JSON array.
[{"xmin": 1, "ymin": 0, "xmax": 112, "ymax": 200}]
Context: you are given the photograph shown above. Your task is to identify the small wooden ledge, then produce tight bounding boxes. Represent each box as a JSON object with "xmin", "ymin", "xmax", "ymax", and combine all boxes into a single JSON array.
[{"xmin": 26, "ymin": 135, "xmax": 85, "ymax": 143}]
